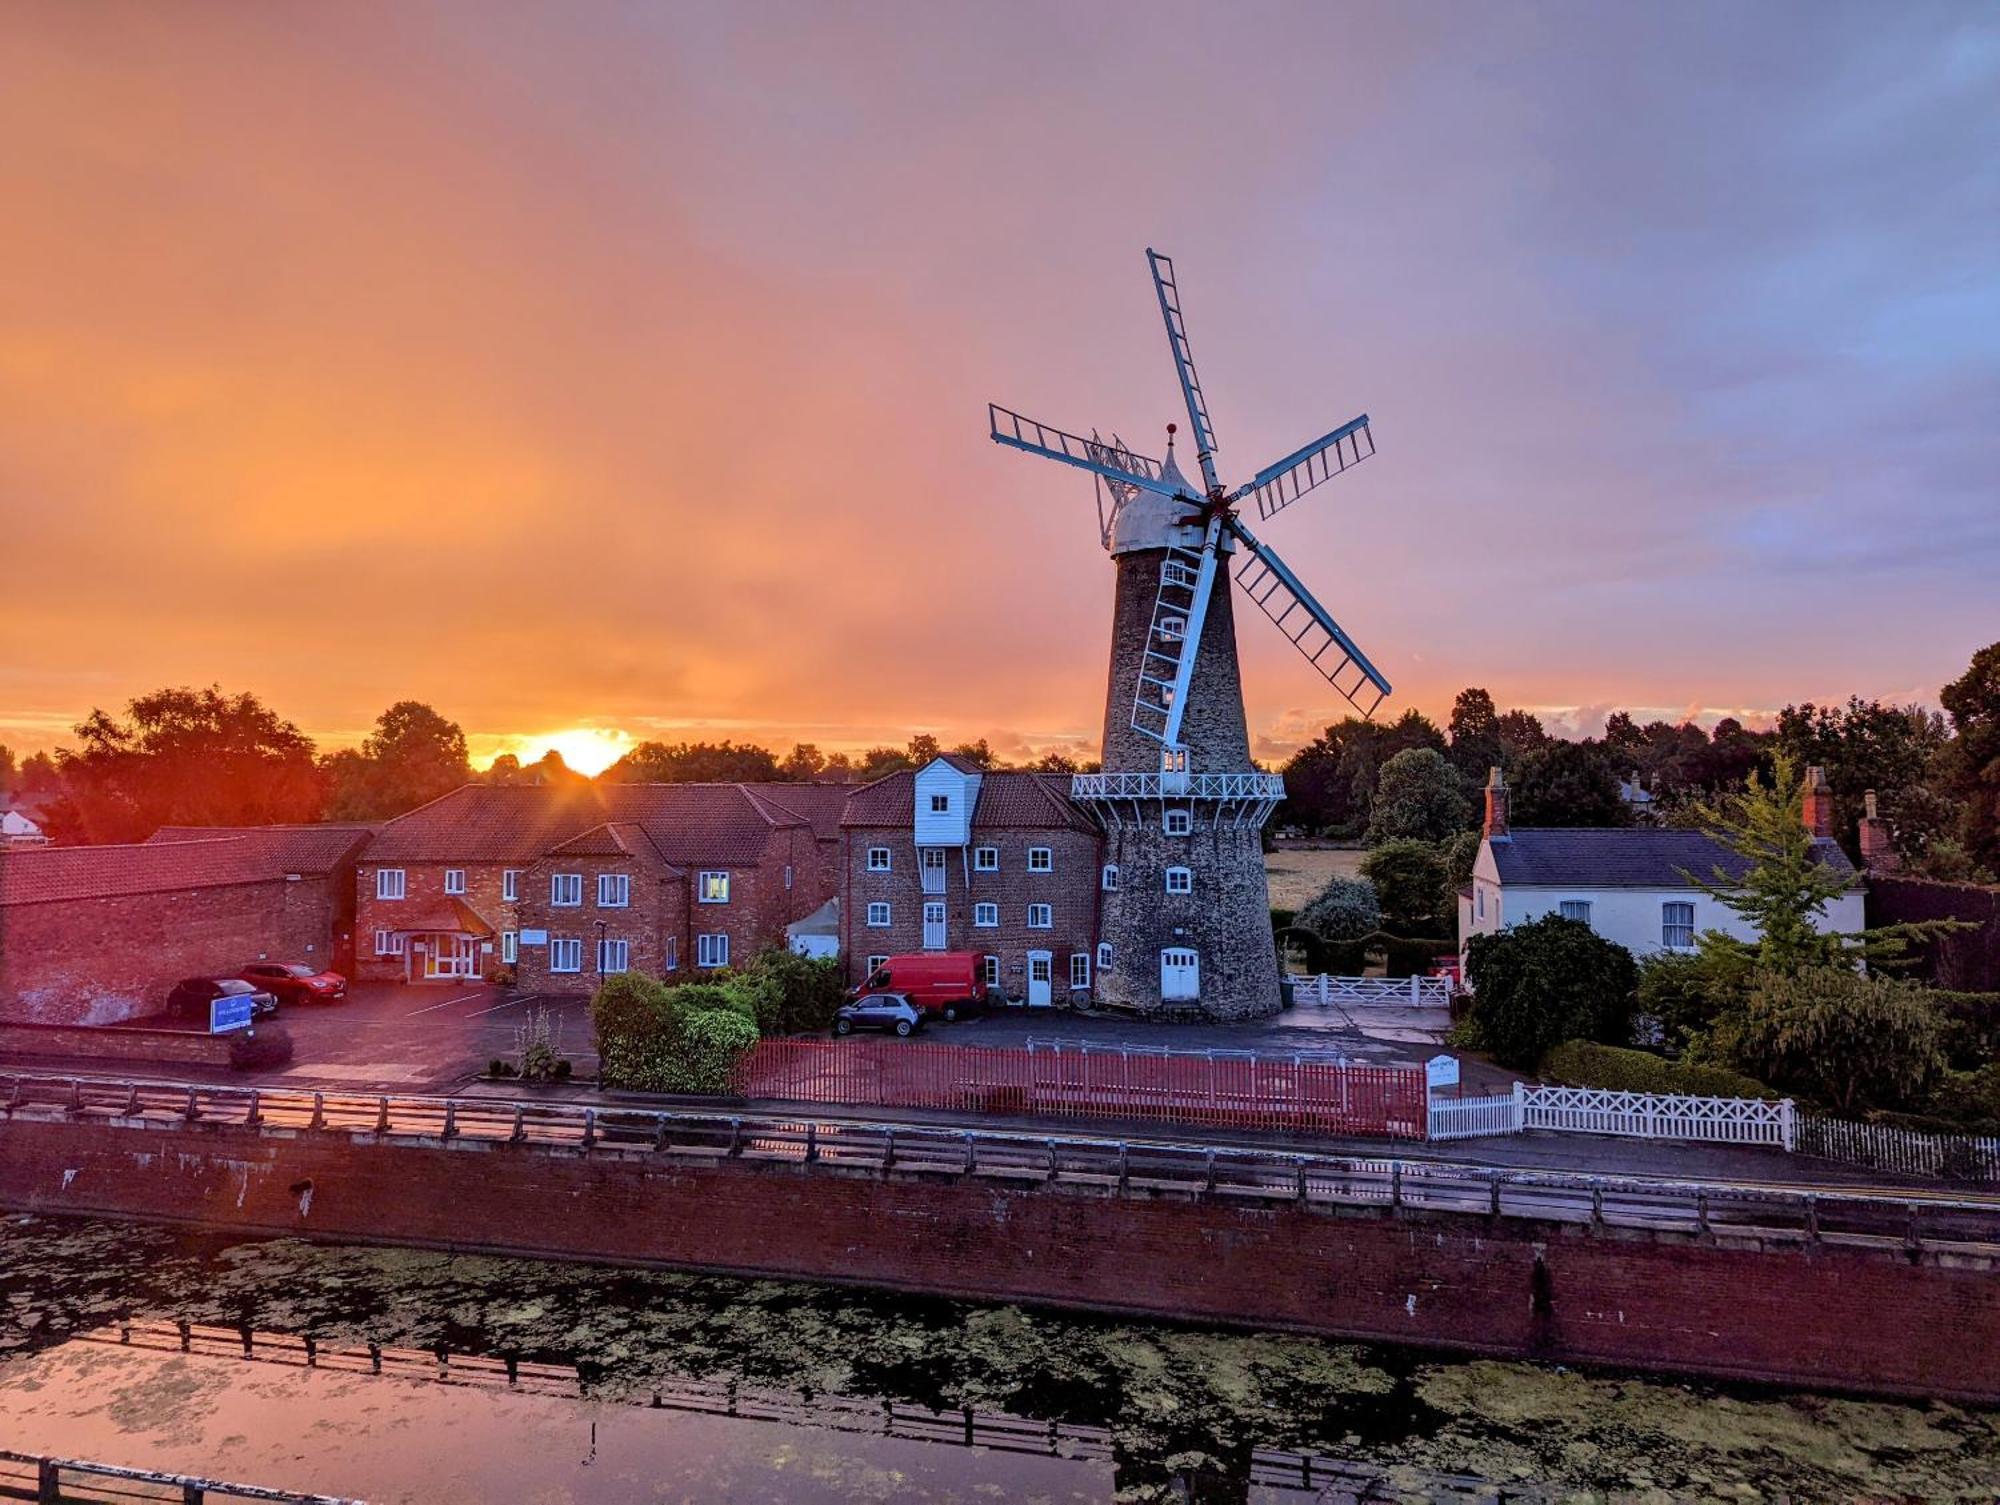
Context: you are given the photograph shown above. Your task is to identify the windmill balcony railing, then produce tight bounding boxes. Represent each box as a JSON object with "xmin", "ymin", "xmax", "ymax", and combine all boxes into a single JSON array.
[{"xmin": 1070, "ymin": 771, "xmax": 1286, "ymax": 803}]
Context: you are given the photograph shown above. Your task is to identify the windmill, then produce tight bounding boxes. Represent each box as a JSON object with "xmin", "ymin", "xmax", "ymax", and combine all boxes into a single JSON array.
[{"xmin": 988, "ymin": 250, "xmax": 1390, "ymax": 1019}]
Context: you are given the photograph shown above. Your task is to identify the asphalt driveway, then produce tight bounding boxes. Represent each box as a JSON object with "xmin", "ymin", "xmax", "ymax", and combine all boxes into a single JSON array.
[{"xmin": 267, "ymin": 983, "xmax": 596, "ymax": 1092}]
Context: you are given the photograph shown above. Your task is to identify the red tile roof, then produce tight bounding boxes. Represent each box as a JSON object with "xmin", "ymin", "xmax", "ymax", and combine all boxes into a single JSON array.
[
  {"xmin": 146, "ymin": 823, "xmax": 375, "ymax": 874},
  {"xmin": 0, "ymin": 836, "xmax": 287, "ymax": 906},
  {"xmin": 838, "ymin": 771, "xmax": 1094, "ymax": 834},
  {"xmin": 379, "ymin": 895, "xmax": 496, "ymax": 937},
  {"xmin": 543, "ymin": 821, "xmax": 681, "ymax": 873},
  {"xmin": 743, "ymin": 783, "xmax": 852, "ymax": 843},
  {"xmin": 363, "ymin": 783, "xmax": 804, "ymax": 866}
]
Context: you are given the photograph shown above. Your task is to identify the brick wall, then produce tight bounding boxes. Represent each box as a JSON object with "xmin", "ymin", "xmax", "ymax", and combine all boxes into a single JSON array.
[
  {"xmin": 0, "ymin": 1020, "xmax": 238, "ymax": 1068},
  {"xmin": 840, "ymin": 826, "xmax": 1102, "ymax": 999},
  {"xmin": 1100, "ymin": 546, "xmax": 1254, "ymax": 776},
  {"xmin": 0, "ymin": 878, "xmax": 339, "ymax": 1026},
  {"xmin": 3, "ymin": 1118, "xmax": 1994, "ymax": 1404},
  {"xmin": 516, "ymin": 853, "xmax": 686, "ymax": 995},
  {"xmin": 353, "ymin": 861, "xmax": 522, "ymax": 984}
]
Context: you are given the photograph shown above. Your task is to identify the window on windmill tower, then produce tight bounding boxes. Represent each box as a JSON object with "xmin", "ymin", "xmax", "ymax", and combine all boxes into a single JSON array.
[
  {"xmin": 1165, "ymin": 866, "xmax": 1193, "ymax": 895},
  {"xmin": 1096, "ymin": 941, "xmax": 1114, "ymax": 972},
  {"xmin": 1163, "ymin": 809, "xmax": 1192, "ymax": 836},
  {"xmin": 1159, "ymin": 616, "xmax": 1186, "ymax": 642},
  {"xmin": 1160, "ymin": 748, "xmax": 1187, "ymax": 776},
  {"xmin": 1101, "ymin": 864, "xmax": 1118, "ymax": 892},
  {"xmin": 1163, "ymin": 560, "xmax": 1197, "ymax": 588}
]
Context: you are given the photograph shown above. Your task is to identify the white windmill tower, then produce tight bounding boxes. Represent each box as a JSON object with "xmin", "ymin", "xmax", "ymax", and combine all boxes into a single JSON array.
[{"xmin": 989, "ymin": 250, "xmax": 1390, "ymax": 1019}]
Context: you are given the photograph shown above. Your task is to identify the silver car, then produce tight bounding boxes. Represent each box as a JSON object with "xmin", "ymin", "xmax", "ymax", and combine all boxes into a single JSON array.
[{"xmin": 834, "ymin": 993, "xmax": 923, "ymax": 1038}]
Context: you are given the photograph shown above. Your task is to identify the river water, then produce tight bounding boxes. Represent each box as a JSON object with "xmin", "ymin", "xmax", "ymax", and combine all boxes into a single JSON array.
[{"xmin": 1, "ymin": 1215, "xmax": 1994, "ymax": 1502}]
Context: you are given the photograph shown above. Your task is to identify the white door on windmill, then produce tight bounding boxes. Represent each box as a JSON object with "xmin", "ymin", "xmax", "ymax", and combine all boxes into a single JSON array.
[
  {"xmin": 1026, "ymin": 951, "xmax": 1053, "ymax": 1007},
  {"xmin": 922, "ymin": 902, "xmax": 947, "ymax": 950},
  {"xmin": 1160, "ymin": 947, "xmax": 1200, "ymax": 1001}
]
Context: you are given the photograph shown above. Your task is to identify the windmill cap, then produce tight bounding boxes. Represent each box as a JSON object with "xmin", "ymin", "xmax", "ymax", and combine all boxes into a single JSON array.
[{"xmin": 1107, "ymin": 443, "xmax": 1214, "ymax": 557}]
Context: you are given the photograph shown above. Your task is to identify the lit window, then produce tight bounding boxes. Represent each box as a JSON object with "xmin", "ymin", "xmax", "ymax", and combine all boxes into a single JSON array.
[
  {"xmin": 982, "ymin": 955, "xmax": 1000, "ymax": 987},
  {"xmin": 867, "ymin": 847, "xmax": 892, "ymax": 872},
  {"xmin": 1069, "ymin": 952, "xmax": 1091, "ymax": 989},
  {"xmin": 550, "ymin": 873, "xmax": 582, "ymax": 907},
  {"xmin": 1027, "ymin": 847, "xmax": 1052, "ymax": 872},
  {"xmin": 375, "ymin": 869, "xmax": 406, "ymax": 901},
  {"xmin": 550, "ymin": 938, "xmax": 583, "ymax": 973},
  {"xmin": 1101, "ymin": 864, "xmax": 1119, "ymax": 892},
  {"xmin": 973, "ymin": 902, "xmax": 999, "ymax": 928},
  {"xmin": 1163, "ymin": 809, "xmax": 1192, "ymax": 836},
  {"xmin": 930, "ymin": 793, "xmax": 950, "ymax": 813},
  {"xmin": 974, "ymin": 846, "xmax": 999, "ymax": 871},
  {"xmin": 867, "ymin": 902, "xmax": 892, "ymax": 928},
  {"xmin": 502, "ymin": 869, "xmax": 519, "ymax": 902},
  {"xmin": 1161, "ymin": 748, "xmax": 1187, "ymax": 776},
  {"xmin": 1027, "ymin": 903, "xmax": 1053, "ymax": 929},
  {"xmin": 501, "ymin": 931, "xmax": 518, "ymax": 964},
  {"xmin": 598, "ymin": 873, "xmax": 630, "ymax": 908},
  {"xmin": 597, "ymin": 938, "xmax": 629, "ymax": 974},
  {"xmin": 443, "ymin": 869, "xmax": 465, "ymax": 895},
  {"xmin": 1165, "ymin": 866, "xmax": 1192, "ymax": 895},
  {"xmin": 1096, "ymin": 941, "xmax": 1114, "ymax": 972},
  {"xmin": 699, "ymin": 871, "xmax": 730, "ymax": 904},
  {"xmin": 1559, "ymin": 900, "xmax": 1593, "ymax": 927},
  {"xmin": 1663, "ymin": 901, "xmax": 1695, "ymax": 950},
  {"xmin": 696, "ymin": 933, "xmax": 729, "ymax": 969}
]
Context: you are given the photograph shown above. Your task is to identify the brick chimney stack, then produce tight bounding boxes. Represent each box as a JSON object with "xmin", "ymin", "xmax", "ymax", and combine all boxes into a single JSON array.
[
  {"xmin": 1858, "ymin": 789, "xmax": 1900, "ymax": 872},
  {"xmin": 1483, "ymin": 765, "xmax": 1511, "ymax": 842},
  {"xmin": 1801, "ymin": 765, "xmax": 1836, "ymax": 840}
]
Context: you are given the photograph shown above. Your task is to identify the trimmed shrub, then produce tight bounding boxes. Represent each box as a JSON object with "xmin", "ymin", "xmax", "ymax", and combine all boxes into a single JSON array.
[
  {"xmin": 228, "ymin": 1025, "xmax": 294, "ymax": 1072},
  {"xmin": 1360, "ymin": 840, "xmax": 1449, "ymax": 933},
  {"xmin": 1541, "ymin": 1039, "xmax": 1777, "ymax": 1100},
  {"xmin": 591, "ymin": 971, "xmax": 762, "ymax": 1093},
  {"xmin": 1298, "ymin": 876, "xmax": 1381, "ymax": 945},
  {"xmin": 673, "ymin": 1008, "xmax": 760, "ymax": 1094},
  {"xmin": 665, "ymin": 981, "xmax": 755, "ymax": 1022},
  {"xmin": 1463, "ymin": 914, "xmax": 1636, "ymax": 1070}
]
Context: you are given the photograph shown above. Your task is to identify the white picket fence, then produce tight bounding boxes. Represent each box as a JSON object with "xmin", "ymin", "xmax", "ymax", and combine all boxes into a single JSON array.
[
  {"xmin": 1293, "ymin": 974, "xmax": 1452, "ymax": 1009},
  {"xmin": 1426, "ymin": 1081, "xmax": 1796, "ymax": 1148}
]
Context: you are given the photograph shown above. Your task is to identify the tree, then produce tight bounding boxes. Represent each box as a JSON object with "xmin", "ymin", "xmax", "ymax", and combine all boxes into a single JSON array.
[
  {"xmin": 780, "ymin": 743, "xmax": 828, "ymax": 779},
  {"xmin": 0, "ymin": 744, "xmax": 15, "ymax": 796},
  {"xmin": 1446, "ymin": 688, "xmax": 1504, "ymax": 788},
  {"xmin": 1776, "ymin": 697, "xmax": 1947, "ymax": 859},
  {"xmin": 1941, "ymin": 640, "xmax": 2000, "ymax": 870},
  {"xmin": 1463, "ymin": 914, "xmax": 1637, "ymax": 1070},
  {"xmin": 1495, "ymin": 709, "xmax": 1549, "ymax": 761},
  {"xmin": 17, "ymin": 751, "xmax": 61, "ymax": 795},
  {"xmin": 949, "ymin": 739, "xmax": 997, "ymax": 769},
  {"xmin": 1297, "ymin": 875, "xmax": 1381, "ymax": 944},
  {"xmin": 1277, "ymin": 717, "xmax": 1373, "ymax": 835},
  {"xmin": 603, "ymin": 740, "xmax": 781, "ymax": 783},
  {"xmin": 1359, "ymin": 839, "xmax": 1450, "ymax": 934},
  {"xmin": 906, "ymin": 734, "xmax": 942, "ymax": 765},
  {"xmin": 1509, "ymin": 740, "xmax": 1632, "ymax": 828},
  {"xmin": 50, "ymin": 685, "xmax": 324, "ymax": 843},
  {"xmin": 482, "ymin": 753, "xmax": 527, "ymax": 785},
  {"xmin": 1032, "ymin": 751, "xmax": 1081, "ymax": 775},
  {"xmin": 855, "ymin": 746, "xmax": 914, "ymax": 779},
  {"xmin": 1734, "ymin": 968, "xmax": 1946, "ymax": 1114},
  {"xmin": 1363, "ymin": 747, "xmax": 1469, "ymax": 845}
]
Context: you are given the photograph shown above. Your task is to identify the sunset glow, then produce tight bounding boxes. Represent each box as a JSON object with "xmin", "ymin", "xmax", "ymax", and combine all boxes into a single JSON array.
[{"xmin": 487, "ymin": 729, "xmax": 636, "ymax": 779}]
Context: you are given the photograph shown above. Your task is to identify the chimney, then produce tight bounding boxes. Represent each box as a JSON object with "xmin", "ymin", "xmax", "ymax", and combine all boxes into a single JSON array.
[
  {"xmin": 1483, "ymin": 765, "xmax": 1510, "ymax": 841},
  {"xmin": 1858, "ymin": 789, "xmax": 1900, "ymax": 873},
  {"xmin": 1801, "ymin": 765, "xmax": 1836, "ymax": 840}
]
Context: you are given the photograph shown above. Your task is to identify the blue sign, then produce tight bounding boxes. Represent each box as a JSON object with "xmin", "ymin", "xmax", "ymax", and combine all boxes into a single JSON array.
[{"xmin": 209, "ymin": 995, "xmax": 255, "ymax": 1035}]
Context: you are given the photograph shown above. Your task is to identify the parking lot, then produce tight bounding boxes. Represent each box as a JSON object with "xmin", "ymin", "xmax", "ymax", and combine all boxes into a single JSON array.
[{"xmin": 261, "ymin": 983, "xmax": 598, "ymax": 1092}]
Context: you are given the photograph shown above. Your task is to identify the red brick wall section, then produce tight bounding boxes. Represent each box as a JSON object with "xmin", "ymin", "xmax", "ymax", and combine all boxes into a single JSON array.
[
  {"xmin": 0, "ymin": 1021, "xmax": 237, "ymax": 1068},
  {"xmin": 0, "ymin": 1119, "xmax": 1993, "ymax": 1404},
  {"xmin": 353, "ymin": 862, "xmax": 522, "ymax": 984},
  {"xmin": 0, "ymin": 879, "xmax": 336, "ymax": 1026},
  {"xmin": 516, "ymin": 853, "xmax": 685, "ymax": 996}
]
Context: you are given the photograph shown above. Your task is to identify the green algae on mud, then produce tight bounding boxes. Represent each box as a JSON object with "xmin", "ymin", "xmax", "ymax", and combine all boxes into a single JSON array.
[{"xmin": 3, "ymin": 1214, "xmax": 1997, "ymax": 1500}]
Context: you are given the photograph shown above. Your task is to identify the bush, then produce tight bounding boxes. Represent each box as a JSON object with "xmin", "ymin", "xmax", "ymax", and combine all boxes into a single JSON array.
[
  {"xmin": 665, "ymin": 981, "xmax": 755, "ymax": 1022},
  {"xmin": 1463, "ymin": 914, "xmax": 1637, "ymax": 1070},
  {"xmin": 1359, "ymin": 840, "xmax": 1450, "ymax": 934},
  {"xmin": 590, "ymin": 970, "xmax": 761, "ymax": 1093},
  {"xmin": 1540, "ymin": 1039, "xmax": 1777, "ymax": 1099},
  {"xmin": 1635, "ymin": 951, "xmax": 1748, "ymax": 1055},
  {"xmin": 1731, "ymin": 967, "xmax": 1947, "ymax": 1115},
  {"xmin": 228, "ymin": 1025, "xmax": 294, "ymax": 1072},
  {"xmin": 674, "ymin": 1008, "xmax": 760, "ymax": 1093},
  {"xmin": 1297, "ymin": 876, "xmax": 1380, "ymax": 944},
  {"xmin": 1926, "ymin": 1062, "xmax": 2000, "ymax": 1130},
  {"xmin": 725, "ymin": 948, "xmax": 845, "ymax": 1035}
]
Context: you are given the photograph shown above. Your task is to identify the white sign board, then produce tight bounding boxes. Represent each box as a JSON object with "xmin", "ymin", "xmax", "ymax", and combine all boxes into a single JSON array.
[
  {"xmin": 519, "ymin": 929, "xmax": 549, "ymax": 946},
  {"xmin": 1425, "ymin": 1054, "xmax": 1460, "ymax": 1090}
]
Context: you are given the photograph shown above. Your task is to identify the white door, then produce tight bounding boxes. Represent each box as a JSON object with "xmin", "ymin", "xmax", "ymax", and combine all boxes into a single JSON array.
[
  {"xmin": 1160, "ymin": 947, "xmax": 1199, "ymax": 1001},
  {"xmin": 922, "ymin": 901, "xmax": 947, "ymax": 950},
  {"xmin": 1026, "ymin": 951, "xmax": 1053, "ymax": 1007},
  {"xmin": 425, "ymin": 934, "xmax": 475, "ymax": 980},
  {"xmin": 921, "ymin": 848, "xmax": 947, "ymax": 894}
]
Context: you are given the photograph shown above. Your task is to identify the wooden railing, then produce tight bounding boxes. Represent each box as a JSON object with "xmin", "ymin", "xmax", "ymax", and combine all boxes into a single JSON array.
[{"xmin": 0, "ymin": 1448, "xmax": 356, "ymax": 1504}]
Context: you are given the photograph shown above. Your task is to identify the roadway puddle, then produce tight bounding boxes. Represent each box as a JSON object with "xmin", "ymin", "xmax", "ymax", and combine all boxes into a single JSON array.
[{"xmin": 3, "ymin": 1214, "xmax": 1996, "ymax": 1501}]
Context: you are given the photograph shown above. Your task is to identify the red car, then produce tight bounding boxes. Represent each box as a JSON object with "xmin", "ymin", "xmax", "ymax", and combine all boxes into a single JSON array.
[{"xmin": 241, "ymin": 961, "xmax": 347, "ymax": 1004}]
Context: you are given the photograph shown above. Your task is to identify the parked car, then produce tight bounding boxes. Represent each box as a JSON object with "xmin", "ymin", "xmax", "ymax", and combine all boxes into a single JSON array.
[
  {"xmin": 848, "ymin": 952, "xmax": 988, "ymax": 1021},
  {"xmin": 834, "ymin": 994, "xmax": 924, "ymax": 1038},
  {"xmin": 166, "ymin": 976, "xmax": 277, "ymax": 1023},
  {"xmin": 241, "ymin": 961, "xmax": 347, "ymax": 1004}
]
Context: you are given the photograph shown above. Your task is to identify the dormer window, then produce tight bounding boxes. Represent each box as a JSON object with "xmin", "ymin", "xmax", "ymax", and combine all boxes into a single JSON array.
[{"xmin": 930, "ymin": 794, "xmax": 949, "ymax": 813}]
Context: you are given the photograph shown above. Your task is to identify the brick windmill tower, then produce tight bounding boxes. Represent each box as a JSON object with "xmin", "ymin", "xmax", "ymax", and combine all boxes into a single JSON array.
[{"xmin": 989, "ymin": 251, "xmax": 1391, "ymax": 1019}]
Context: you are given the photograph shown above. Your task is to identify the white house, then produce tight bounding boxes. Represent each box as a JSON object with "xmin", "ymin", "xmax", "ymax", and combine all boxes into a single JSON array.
[
  {"xmin": 1, "ymin": 806, "xmax": 50, "ymax": 847},
  {"xmin": 1458, "ymin": 765, "xmax": 1865, "ymax": 963}
]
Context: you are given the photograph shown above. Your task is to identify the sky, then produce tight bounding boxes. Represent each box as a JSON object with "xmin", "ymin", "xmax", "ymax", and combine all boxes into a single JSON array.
[{"xmin": 2, "ymin": 2, "xmax": 1994, "ymax": 775}]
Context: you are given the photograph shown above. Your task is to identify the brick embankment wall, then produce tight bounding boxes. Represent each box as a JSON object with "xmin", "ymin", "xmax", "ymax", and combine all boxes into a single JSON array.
[
  {"xmin": 0, "ymin": 1118, "xmax": 1994, "ymax": 1404},
  {"xmin": 0, "ymin": 1022, "xmax": 237, "ymax": 1069}
]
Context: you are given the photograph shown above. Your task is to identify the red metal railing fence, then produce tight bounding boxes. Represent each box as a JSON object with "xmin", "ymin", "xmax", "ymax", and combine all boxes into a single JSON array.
[{"xmin": 733, "ymin": 1039, "xmax": 1426, "ymax": 1140}]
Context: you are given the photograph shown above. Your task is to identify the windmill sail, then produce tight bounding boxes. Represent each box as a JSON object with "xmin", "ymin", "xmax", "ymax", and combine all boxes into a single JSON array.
[
  {"xmin": 989, "ymin": 405, "xmax": 1184, "ymax": 498},
  {"xmin": 1227, "ymin": 518, "xmax": 1391, "ymax": 719},
  {"xmin": 1146, "ymin": 249, "xmax": 1222, "ymax": 493},
  {"xmin": 1243, "ymin": 415, "xmax": 1375, "ymax": 521},
  {"xmin": 1129, "ymin": 515, "xmax": 1227, "ymax": 748}
]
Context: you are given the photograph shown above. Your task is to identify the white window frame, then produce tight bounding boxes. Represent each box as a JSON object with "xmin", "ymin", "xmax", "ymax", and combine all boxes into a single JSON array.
[
  {"xmin": 930, "ymin": 793, "xmax": 950, "ymax": 813},
  {"xmin": 443, "ymin": 868, "xmax": 465, "ymax": 896},
  {"xmin": 1559, "ymin": 899, "xmax": 1593, "ymax": 926},
  {"xmin": 1161, "ymin": 748, "xmax": 1188, "ymax": 776},
  {"xmin": 501, "ymin": 931, "xmax": 518, "ymax": 964},
  {"xmin": 974, "ymin": 846, "xmax": 999, "ymax": 872},
  {"xmin": 1096, "ymin": 941, "xmax": 1114, "ymax": 972},
  {"xmin": 549, "ymin": 938, "xmax": 583, "ymax": 974},
  {"xmin": 784, "ymin": 864, "xmax": 794, "ymax": 890},
  {"xmin": 373, "ymin": 929, "xmax": 404, "ymax": 957},
  {"xmin": 982, "ymin": 955, "xmax": 1000, "ymax": 987},
  {"xmin": 598, "ymin": 872, "xmax": 631, "ymax": 908},
  {"xmin": 664, "ymin": 936, "xmax": 679, "ymax": 971},
  {"xmin": 866, "ymin": 901, "xmax": 892, "ymax": 928},
  {"xmin": 502, "ymin": 869, "xmax": 519, "ymax": 902},
  {"xmin": 597, "ymin": 938, "xmax": 630, "ymax": 975},
  {"xmin": 1027, "ymin": 902, "xmax": 1053, "ymax": 930},
  {"xmin": 973, "ymin": 902, "xmax": 999, "ymax": 928},
  {"xmin": 1475, "ymin": 885, "xmax": 1485, "ymax": 920},
  {"xmin": 1027, "ymin": 846, "xmax": 1052, "ymax": 873},
  {"xmin": 1158, "ymin": 615, "xmax": 1186, "ymax": 642},
  {"xmin": 867, "ymin": 954, "xmax": 890, "ymax": 976},
  {"xmin": 1163, "ymin": 559, "xmax": 1197, "ymax": 588},
  {"xmin": 867, "ymin": 846, "xmax": 893, "ymax": 872},
  {"xmin": 375, "ymin": 869, "xmax": 405, "ymax": 901},
  {"xmin": 698, "ymin": 870, "xmax": 730, "ymax": 904},
  {"xmin": 1069, "ymin": 952, "xmax": 1091, "ymax": 989},
  {"xmin": 1101, "ymin": 863, "xmax": 1119, "ymax": 892},
  {"xmin": 549, "ymin": 872, "xmax": 582, "ymax": 907},
  {"xmin": 1165, "ymin": 866, "xmax": 1193, "ymax": 895},
  {"xmin": 1662, "ymin": 901, "xmax": 1696, "ymax": 950},
  {"xmin": 1163, "ymin": 808, "xmax": 1192, "ymax": 837},
  {"xmin": 696, "ymin": 932, "xmax": 729, "ymax": 969}
]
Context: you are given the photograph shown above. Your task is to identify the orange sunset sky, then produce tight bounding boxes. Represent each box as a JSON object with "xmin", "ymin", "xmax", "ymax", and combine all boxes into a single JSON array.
[{"xmin": 3, "ymin": 5, "xmax": 1994, "ymax": 776}]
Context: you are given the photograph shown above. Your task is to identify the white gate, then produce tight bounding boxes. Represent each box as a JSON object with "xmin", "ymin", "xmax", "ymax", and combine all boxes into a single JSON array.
[
  {"xmin": 1428, "ymin": 1094, "xmax": 1523, "ymax": 1140},
  {"xmin": 1160, "ymin": 947, "xmax": 1200, "ymax": 1001},
  {"xmin": 1293, "ymin": 974, "xmax": 1451, "ymax": 1008}
]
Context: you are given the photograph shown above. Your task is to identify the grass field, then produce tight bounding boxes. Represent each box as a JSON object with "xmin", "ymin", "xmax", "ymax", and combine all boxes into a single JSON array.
[{"xmin": 1264, "ymin": 845, "xmax": 1366, "ymax": 910}]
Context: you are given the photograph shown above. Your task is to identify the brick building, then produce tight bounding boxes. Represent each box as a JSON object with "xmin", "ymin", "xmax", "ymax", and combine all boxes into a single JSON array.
[
  {"xmin": 0, "ymin": 825, "xmax": 372, "ymax": 1025},
  {"xmin": 147, "ymin": 823, "xmax": 374, "ymax": 973},
  {"xmin": 839, "ymin": 756, "xmax": 1104, "ymax": 1006},
  {"xmin": 354, "ymin": 783, "xmax": 824, "ymax": 992}
]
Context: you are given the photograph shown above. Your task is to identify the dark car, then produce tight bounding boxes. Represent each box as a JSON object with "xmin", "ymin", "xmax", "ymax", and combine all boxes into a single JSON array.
[
  {"xmin": 165, "ymin": 976, "xmax": 277, "ymax": 1023},
  {"xmin": 241, "ymin": 961, "xmax": 347, "ymax": 1004},
  {"xmin": 834, "ymin": 994, "xmax": 924, "ymax": 1038}
]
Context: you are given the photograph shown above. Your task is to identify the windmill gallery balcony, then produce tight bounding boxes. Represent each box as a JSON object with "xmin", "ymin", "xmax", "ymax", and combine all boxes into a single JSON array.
[{"xmin": 1070, "ymin": 771, "xmax": 1286, "ymax": 804}]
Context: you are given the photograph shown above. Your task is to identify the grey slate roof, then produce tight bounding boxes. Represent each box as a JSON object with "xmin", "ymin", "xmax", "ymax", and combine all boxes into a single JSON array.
[{"xmin": 1489, "ymin": 828, "xmax": 1858, "ymax": 889}]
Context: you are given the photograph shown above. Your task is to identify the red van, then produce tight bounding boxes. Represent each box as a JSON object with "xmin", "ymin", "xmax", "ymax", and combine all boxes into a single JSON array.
[{"xmin": 850, "ymin": 952, "xmax": 988, "ymax": 1021}]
